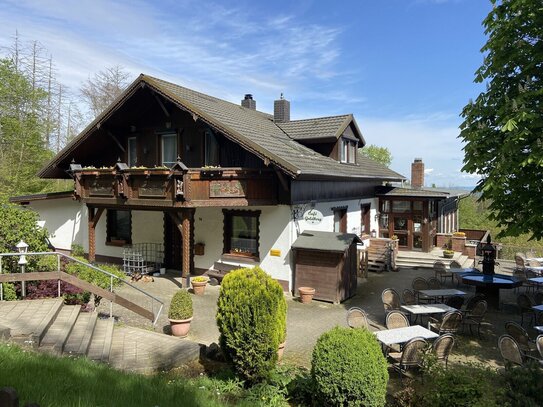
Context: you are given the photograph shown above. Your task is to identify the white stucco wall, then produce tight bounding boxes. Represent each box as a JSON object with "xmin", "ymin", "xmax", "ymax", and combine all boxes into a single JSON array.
[
  {"xmin": 25, "ymin": 198, "xmax": 84, "ymax": 251},
  {"xmin": 193, "ymin": 205, "xmax": 293, "ymax": 287}
]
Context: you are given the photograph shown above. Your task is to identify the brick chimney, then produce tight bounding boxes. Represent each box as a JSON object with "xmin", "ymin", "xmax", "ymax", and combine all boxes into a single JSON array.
[
  {"xmin": 273, "ymin": 93, "xmax": 290, "ymax": 123},
  {"xmin": 411, "ymin": 158, "xmax": 424, "ymax": 189},
  {"xmin": 241, "ymin": 94, "xmax": 256, "ymax": 110}
]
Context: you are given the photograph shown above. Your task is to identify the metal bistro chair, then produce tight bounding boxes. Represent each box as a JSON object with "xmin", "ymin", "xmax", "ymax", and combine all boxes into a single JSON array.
[
  {"xmin": 412, "ymin": 277, "xmax": 431, "ymax": 304},
  {"xmin": 517, "ymin": 293, "xmax": 536, "ymax": 326},
  {"xmin": 498, "ymin": 334, "xmax": 524, "ymax": 367},
  {"xmin": 449, "ymin": 260, "xmax": 464, "ymax": 287},
  {"xmin": 402, "ymin": 289, "xmax": 417, "ymax": 306},
  {"xmin": 462, "ymin": 300, "xmax": 488, "ymax": 339},
  {"xmin": 445, "ymin": 295, "xmax": 465, "ymax": 310},
  {"xmin": 533, "ymin": 291, "xmax": 543, "ymax": 306},
  {"xmin": 428, "ymin": 310, "xmax": 462, "ymax": 335},
  {"xmin": 504, "ymin": 321, "xmax": 537, "ymax": 355},
  {"xmin": 434, "ymin": 260, "xmax": 453, "ymax": 285},
  {"xmin": 386, "ymin": 310, "xmax": 410, "ymax": 330},
  {"xmin": 346, "ymin": 307, "xmax": 379, "ymax": 331},
  {"xmin": 382, "ymin": 288, "xmax": 402, "ymax": 317},
  {"xmin": 462, "ymin": 294, "xmax": 486, "ymax": 314},
  {"xmin": 427, "ymin": 277, "xmax": 442, "ymax": 290},
  {"xmin": 432, "ymin": 334, "xmax": 455, "ymax": 368},
  {"xmin": 537, "ymin": 334, "xmax": 543, "ymax": 359},
  {"xmin": 388, "ymin": 337, "xmax": 428, "ymax": 382}
]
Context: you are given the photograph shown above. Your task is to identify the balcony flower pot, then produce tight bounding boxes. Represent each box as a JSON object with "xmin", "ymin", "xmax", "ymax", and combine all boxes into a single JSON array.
[
  {"xmin": 443, "ymin": 250, "xmax": 455, "ymax": 259},
  {"xmin": 168, "ymin": 289, "xmax": 193, "ymax": 337},
  {"xmin": 298, "ymin": 287, "xmax": 316, "ymax": 304},
  {"xmin": 191, "ymin": 277, "xmax": 208, "ymax": 295}
]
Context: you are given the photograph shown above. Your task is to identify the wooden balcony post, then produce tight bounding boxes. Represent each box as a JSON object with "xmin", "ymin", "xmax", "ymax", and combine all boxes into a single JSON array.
[
  {"xmin": 181, "ymin": 208, "xmax": 195, "ymax": 278},
  {"xmin": 87, "ymin": 206, "xmax": 104, "ymax": 262}
]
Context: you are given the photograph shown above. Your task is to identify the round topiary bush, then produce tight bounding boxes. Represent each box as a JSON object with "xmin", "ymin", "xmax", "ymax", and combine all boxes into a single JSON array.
[
  {"xmin": 168, "ymin": 289, "xmax": 193, "ymax": 320},
  {"xmin": 311, "ymin": 326, "xmax": 388, "ymax": 407},
  {"xmin": 216, "ymin": 266, "xmax": 287, "ymax": 383}
]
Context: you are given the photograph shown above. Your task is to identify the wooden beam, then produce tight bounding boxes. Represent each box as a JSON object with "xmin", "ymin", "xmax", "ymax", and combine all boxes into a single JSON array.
[
  {"xmin": 87, "ymin": 206, "xmax": 104, "ymax": 262},
  {"xmin": 181, "ymin": 209, "xmax": 195, "ymax": 278},
  {"xmin": 0, "ymin": 272, "xmax": 60, "ymax": 283},
  {"xmin": 274, "ymin": 168, "xmax": 289, "ymax": 193},
  {"xmin": 167, "ymin": 211, "xmax": 184, "ymax": 236},
  {"xmin": 107, "ymin": 130, "xmax": 126, "ymax": 153},
  {"xmin": 92, "ymin": 208, "xmax": 105, "ymax": 229},
  {"xmin": 153, "ymin": 93, "xmax": 170, "ymax": 118}
]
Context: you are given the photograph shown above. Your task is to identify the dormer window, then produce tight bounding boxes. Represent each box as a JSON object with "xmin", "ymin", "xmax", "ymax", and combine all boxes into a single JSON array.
[{"xmin": 340, "ymin": 138, "xmax": 357, "ymax": 164}]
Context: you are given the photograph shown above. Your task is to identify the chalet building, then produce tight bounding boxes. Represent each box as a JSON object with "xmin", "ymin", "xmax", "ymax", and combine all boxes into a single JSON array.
[
  {"xmin": 375, "ymin": 158, "xmax": 467, "ymax": 252},
  {"xmin": 12, "ymin": 74, "xmax": 405, "ymax": 290}
]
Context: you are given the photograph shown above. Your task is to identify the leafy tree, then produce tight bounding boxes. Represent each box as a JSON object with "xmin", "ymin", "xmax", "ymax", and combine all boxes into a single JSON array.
[
  {"xmin": 357, "ymin": 145, "xmax": 392, "ymax": 167},
  {"xmin": 459, "ymin": 0, "xmax": 543, "ymax": 239},
  {"xmin": 80, "ymin": 65, "xmax": 131, "ymax": 118}
]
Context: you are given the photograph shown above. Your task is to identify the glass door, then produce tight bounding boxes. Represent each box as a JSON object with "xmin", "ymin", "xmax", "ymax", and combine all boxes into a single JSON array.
[
  {"xmin": 412, "ymin": 215, "xmax": 423, "ymax": 251},
  {"xmin": 393, "ymin": 216, "xmax": 410, "ymax": 249}
]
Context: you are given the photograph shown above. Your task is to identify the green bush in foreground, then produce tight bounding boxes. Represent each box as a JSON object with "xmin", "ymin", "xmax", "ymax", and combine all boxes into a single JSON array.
[
  {"xmin": 169, "ymin": 289, "xmax": 193, "ymax": 320},
  {"xmin": 216, "ymin": 266, "xmax": 287, "ymax": 384},
  {"xmin": 312, "ymin": 326, "xmax": 388, "ymax": 407}
]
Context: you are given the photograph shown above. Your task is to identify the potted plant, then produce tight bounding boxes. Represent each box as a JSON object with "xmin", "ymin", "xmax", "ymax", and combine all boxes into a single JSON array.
[
  {"xmin": 298, "ymin": 286, "xmax": 316, "ymax": 304},
  {"xmin": 443, "ymin": 249, "xmax": 455, "ymax": 259},
  {"xmin": 168, "ymin": 289, "xmax": 193, "ymax": 337},
  {"xmin": 191, "ymin": 276, "xmax": 209, "ymax": 295}
]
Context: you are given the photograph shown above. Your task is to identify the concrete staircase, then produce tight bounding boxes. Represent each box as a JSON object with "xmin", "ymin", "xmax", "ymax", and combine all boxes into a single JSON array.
[
  {"xmin": 396, "ymin": 249, "xmax": 474, "ymax": 270},
  {"xmin": 0, "ymin": 298, "xmax": 201, "ymax": 373}
]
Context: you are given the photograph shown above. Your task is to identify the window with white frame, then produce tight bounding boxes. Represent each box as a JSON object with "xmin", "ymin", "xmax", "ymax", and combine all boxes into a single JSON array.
[{"xmin": 339, "ymin": 138, "xmax": 357, "ymax": 164}]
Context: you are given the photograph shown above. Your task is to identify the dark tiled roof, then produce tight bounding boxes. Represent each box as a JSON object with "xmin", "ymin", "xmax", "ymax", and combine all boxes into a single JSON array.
[
  {"xmin": 376, "ymin": 186, "xmax": 464, "ymax": 198},
  {"xmin": 39, "ymin": 74, "xmax": 405, "ymax": 182},
  {"xmin": 277, "ymin": 115, "xmax": 353, "ymax": 141},
  {"xmin": 9, "ymin": 191, "xmax": 73, "ymax": 203},
  {"xmin": 292, "ymin": 230, "xmax": 362, "ymax": 252}
]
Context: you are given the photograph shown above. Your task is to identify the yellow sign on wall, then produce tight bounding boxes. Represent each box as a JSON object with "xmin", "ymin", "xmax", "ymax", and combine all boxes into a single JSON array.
[{"xmin": 270, "ymin": 249, "xmax": 281, "ymax": 257}]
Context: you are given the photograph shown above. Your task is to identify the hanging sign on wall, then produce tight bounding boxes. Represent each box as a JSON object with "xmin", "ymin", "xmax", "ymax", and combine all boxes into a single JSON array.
[{"xmin": 303, "ymin": 209, "xmax": 323, "ymax": 225}]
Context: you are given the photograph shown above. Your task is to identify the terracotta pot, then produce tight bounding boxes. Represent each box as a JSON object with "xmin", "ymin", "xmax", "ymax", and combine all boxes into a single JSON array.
[
  {"xmin": 277, "ymin": 341, "xmax": 286, "ymax": 361},
  {"xmin": 169, "ymin": 317, "xmax": 193, "ymax": 337},
  {"xmin": 298, "ymin": 287, "xmax": 315, "ymax": 304},
  {"xmin": 191, "ymin": 280, "xmax": 208, "ymax": 295}
]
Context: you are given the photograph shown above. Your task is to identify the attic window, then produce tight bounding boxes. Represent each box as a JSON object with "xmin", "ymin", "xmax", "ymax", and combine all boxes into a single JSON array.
[{"xmin": 340, "ymin": 138, "xmax": 357, "ymax": 164}]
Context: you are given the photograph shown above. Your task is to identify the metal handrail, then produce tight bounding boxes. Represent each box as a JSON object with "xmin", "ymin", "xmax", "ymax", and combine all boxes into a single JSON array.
[{"xmin": 0, "ymin": 251, "xmax": 164, "ymax": 326}]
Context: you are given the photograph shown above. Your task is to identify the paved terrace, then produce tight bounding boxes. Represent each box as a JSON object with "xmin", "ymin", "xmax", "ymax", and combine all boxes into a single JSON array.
[{"xmin": 99, "ymin": 260, "xmax": 527, "ymax": 367}]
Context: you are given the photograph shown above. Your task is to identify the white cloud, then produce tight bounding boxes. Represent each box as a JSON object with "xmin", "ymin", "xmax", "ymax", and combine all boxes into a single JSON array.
[{"xmin": 424, "ymin": 168, "xmax": 434, "ymax": 174}]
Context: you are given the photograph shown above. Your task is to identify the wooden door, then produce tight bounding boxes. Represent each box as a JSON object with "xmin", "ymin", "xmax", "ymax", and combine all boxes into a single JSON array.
[
  {"xmin": 164, "ymin": 213, "xmax": 182, "ymax": 270},
  {"xmin": 361, "ymin": 204, "xmax": 371, "ymax": 235}
]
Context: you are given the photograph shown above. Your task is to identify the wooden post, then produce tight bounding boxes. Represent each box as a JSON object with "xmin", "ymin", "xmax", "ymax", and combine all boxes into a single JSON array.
[
  {"xmin": 87, "ymin": 207, "xmax": 104, "ymax": 262},
  {"xmin": 181, "ymin": 209, "xmax": 195, "ymax": 278}
]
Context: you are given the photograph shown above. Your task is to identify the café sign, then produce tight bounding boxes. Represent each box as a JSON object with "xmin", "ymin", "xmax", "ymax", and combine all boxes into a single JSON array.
[{"xmin": 303, "ymin": 209, "xmax": 323, "ymax": 225}]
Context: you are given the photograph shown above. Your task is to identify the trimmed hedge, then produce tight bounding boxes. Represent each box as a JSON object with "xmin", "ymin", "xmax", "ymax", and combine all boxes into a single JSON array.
[
  {"xmin": 169, "ymin": 289, "xmax": 193, "ymax": 320},
  {"xmin": 216, "ymin": 266, "xmax": 287, "ymax": 384},
  {"xmin": 311, "ymin": 326, "xmax": 388, "ymax": 407}
]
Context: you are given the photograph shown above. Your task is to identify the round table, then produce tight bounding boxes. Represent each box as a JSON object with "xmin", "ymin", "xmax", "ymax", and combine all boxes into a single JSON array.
[{"xmin": 461, "ymin": 272, "xmax": 522, "ymax": 309}]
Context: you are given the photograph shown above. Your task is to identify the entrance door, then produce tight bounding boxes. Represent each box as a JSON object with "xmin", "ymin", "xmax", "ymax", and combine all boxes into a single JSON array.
[
  {"xmin": 164, "ymin": 214, "xmax": 182, "ymax": 270},
  {"xmin": 361, "ymin": 204, "xmax": 371, "ymax": 236},
  {"xmin": 392, "ymin": 215, "xmax": 410, "ymax": 249}
]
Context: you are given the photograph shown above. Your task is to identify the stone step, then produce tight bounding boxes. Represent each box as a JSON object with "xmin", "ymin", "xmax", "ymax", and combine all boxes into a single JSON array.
[
  {"xmin": 0, "ymin": 298, "xmax": 64, "ymax": 347},
  {"xmin": 40, "ymin": 305, "xmax": 80, "ymax": 355},
  {"xmin": 64, "ymin": 312, "xmax": 98, "ymax": 356},
  {"xmin": 87, "ymin": 318, "xmax": 114, "ymax": 362}
]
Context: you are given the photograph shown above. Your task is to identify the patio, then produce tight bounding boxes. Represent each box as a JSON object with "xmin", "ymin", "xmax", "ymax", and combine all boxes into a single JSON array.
[{"xmin": 99, "ymin": 262, "xmax": 534, "ymax": 370}]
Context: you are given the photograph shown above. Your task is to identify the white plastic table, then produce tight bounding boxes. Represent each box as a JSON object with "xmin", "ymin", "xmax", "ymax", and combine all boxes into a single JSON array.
[
  {"xmin": 401, "ymin": 303, "xmax": 457, "ymax": 316},
  {"xmin": 374, "ymin": 325, "xmax": 438, "ymax": 347}
]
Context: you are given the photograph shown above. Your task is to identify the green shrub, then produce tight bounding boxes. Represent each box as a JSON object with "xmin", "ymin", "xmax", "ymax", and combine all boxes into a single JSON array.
[
  {"xmin": 0, "ymin": 203, "xmax": 50, "ymax": 272},
  {"xmin": 1, "ymin": 282, "xmax": 17, "ymax": 301},
  {"xmin": 418, "ymin": 361, "xmax": 502, "ymax": 407},
  {"xmin": 168, "ymin": 290, "xmax": 193, "ymax": 320},
  {"xmin": 311, "ymin": 326, "xmax": 388, "ymax": 407},
  {"xmin": 500, "ymin": 360, "xmax": 543, "ymax": 406},
  {"xmin": 36, "ymin": 254, "xmax": 59, "ymax": 272},
  {"xmin": 216, "ymin": 266, "xmax": 287, "ymax": 384},
  {"xmin": 71, "ymin": 244, "xmax": 85, "ymax": 257}
]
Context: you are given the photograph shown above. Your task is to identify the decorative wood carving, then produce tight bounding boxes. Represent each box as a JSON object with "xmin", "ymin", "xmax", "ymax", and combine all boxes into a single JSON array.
[{"xmin": 210, "ymin": 180, "xmax": 247, "ymax": 198}]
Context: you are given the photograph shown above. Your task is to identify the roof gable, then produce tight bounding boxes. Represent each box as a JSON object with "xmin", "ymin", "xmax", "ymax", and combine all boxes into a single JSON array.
[{"xmin": 39, "ymin": 74, "xmax": 404, "ymax": 182}]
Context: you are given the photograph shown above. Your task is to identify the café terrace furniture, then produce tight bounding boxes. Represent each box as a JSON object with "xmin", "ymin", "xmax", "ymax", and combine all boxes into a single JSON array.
[
  {"xmin": 518, "ymin": 293, "xmax": 536, "ymax": 325},
  {"xmin": 388, "ymin": 337, "xmax": 428, "ymax": 382},
  {"xmin": 402, "ymin": 289, "xmax": 417, "ymax": 306},
  {"xmin": 401, "ymin": 303, "xmax": 457, "ymax": 325},
  {"xmin": 445, "ymin": 295, "xmax": 465, "ymax": 310},
  {"xmin": 462, "ymin": 272, "xmax": 522, "ymax": 310},
  {"xmin": 505, "ymin": 321, "xmax": 538, "ymax": 355},
  {"xmin": 346, "ymin": 307, "xmax": 380, "ymax": 331},
  {"xmin": 374, "ymin": 325, "xmax": 438, "ymax": 348},
  {"xmin": 462, "ymin": 300, "xmax": 488, "ymax": 339},
  {"xmin": 412, "ymin": 277, "xmax": 431, "ymax": 304},
  {"xmin": 498, "ymin": 334, "xmax": 524, "ymax": 367},
  {"xmin": 434, "ymin": 260, "xmax": 453, "ymax": 284},
  {"xmin": 537, "ymin": 334, "xmax": 543, "ymax": 359},
  {"xmin": 417, "ymin": 289, "xmax": 467, "ymax": 303},
  {"xmin": 449, "ymin": 267, "xmax": 478, "ymax": 288},
  {"xmin": 427, "ymin": 277, "xmax": 442, "ymax": 290},
  {"xmin": 461, "ymin": 294, "xmax": 486, "ymax": 315},
  {"xmin": 533, "ymin": 290, "xmax": 543, "ymax": 305},
  {"xmin": 382, "ymin": 288, "xmax": 402, "ymax": 316},
  {"xmin": 428, "ymin": 310, "xmax": 463, "ymax": 335},
  {"xmin": 386, "ymin": 310, "xmax": 410, "ymax": 330},
  {"xmin": 432, "ymin": 334, "xmax": 455, "ymax": 368}
]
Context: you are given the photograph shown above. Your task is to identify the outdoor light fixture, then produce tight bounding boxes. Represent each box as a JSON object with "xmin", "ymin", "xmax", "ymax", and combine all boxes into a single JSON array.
[
  {"xmin": 16, "ymin": 240, "xmax": 28, "ymax": 298},
  {"xmin": 374, "ymin": 211, "xmax": 381, "ymax": 221},
  {"xmin": 370, "ymin": 229, "xmax": 377, "ymax": 238}
]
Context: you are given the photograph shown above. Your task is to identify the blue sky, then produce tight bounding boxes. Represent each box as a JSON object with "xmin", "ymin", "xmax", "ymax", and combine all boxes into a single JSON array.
[{"xmin": 0, "ymin": 0, "xmax": 492, "ymax": 187}]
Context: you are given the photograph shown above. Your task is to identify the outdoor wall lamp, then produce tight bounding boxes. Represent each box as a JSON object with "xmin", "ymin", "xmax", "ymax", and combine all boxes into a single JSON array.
[
  {"xmin": 374, "ymin": 211, "xmax": 381, "ymax": 221},
  {"xmin": 370, "ymin": 229, "xmax": 377, "ymax": 238},
  {"xmin": 16, "ymin": 240, "xmax": 28, "ymax": 298}
]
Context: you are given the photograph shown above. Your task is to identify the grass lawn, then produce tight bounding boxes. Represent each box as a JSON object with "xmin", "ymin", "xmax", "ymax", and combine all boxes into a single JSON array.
[{"xmin": 0, "ymin": 343, "xmax": 224, "ymax": 407}]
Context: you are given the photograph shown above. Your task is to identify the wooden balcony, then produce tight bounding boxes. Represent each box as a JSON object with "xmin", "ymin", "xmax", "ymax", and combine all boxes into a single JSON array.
[{"xmin": 74, "ymin": 167, "xmax": 278, "ymax": 208}]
